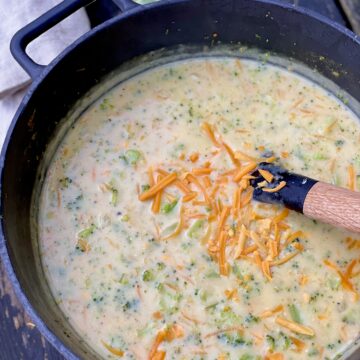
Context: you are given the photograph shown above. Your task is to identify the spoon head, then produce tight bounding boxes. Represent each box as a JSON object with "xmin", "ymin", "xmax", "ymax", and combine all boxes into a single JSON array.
[{"xmin": 251, "ymin": 162, "xmax": 317, "ymax": 213}]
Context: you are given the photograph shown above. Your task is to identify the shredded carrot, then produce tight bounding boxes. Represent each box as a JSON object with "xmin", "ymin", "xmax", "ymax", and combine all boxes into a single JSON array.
[
  {"xmin": 186, "ymin": 213, "xmax": 206, "ymax": 219},
  {"xmin": 234, "ymin": 224, "xmax": 247, "ymax": 258},
  {"xmin": 148, "ymin": 166, "xmax": 155, "ymax": 187},
  {"xmin": 216, "ymin": 206, "xmax": 230, "ymax": 241},
  {"xmin": 292, "ymin": 242, "xmax": 304, "ymax": 251},
  {"xmin": 275, "ymin": 316, "xmax": 315, "ymax": 336},
  {"xmin": 269, "ymin": 240, "xmax": 278, "ymax": 259},
  {"xmin": 239, "ymin": 178, "xmax": 249, "ymax": 190},
  {"xmin": 232, "ymin": 188, "xmax": 240, "ymax": 215},
  {"xmin": 101, "ymin": 340, "xmax": 124, "ymax": 357},
  {"xmin": 233, "ymin": 162, "xmax": 257, "ymax": 182},
  {"xmin": 276, "ymin": 222, "xmax": 289, "ymax": 231},
  {"xmin": 203, "ymin": 176, "xmax": 212, "ymax": 188},
  {"xmin": 139, "ymin": 173, "xmax": 177, "ymax": 201},
  {"xmin": 224, "ymin": 288, "xmax": 239, "ymax": 301},
  {"xmin": 261, "ymin": 155, "xmax": 277, "ymax": 163},
  {"xmin": 241, "ymin": 188, "xmax": 253, "ymax": 207},
  {"xmin": 270, "ymin": 251, "xmax": 300, "ymax": 266},
  {"xmin": 201, "ymin": 122, "xmax": 222, "ymax": 147},
  {"xmin": 148, "ymin": 331, "xmax": 166, "ymax": 360},
  {"xmin": 236, "ymin": 188, "xmax": 242, "ymax": 212},
  {"xmin": 192, "ymin": 200, "xmax": 208, "ymax": 206},
  {"xmin": 346, "ymin": 237, "xmax": 360, "ymax": 250},
  {"xmin": 253, "ymin": 250, "xmax": 262, "ymax": 268},
  {"xmin": 164, "ymin": 324, "xmax": 184, "ymax": 342},
  {"xmin": 290, "ymin": 336, "xmax": 306, "ymax": 352},
  {"xmin": 151, "ymin": 175, "xmax": 163, "ymax": 213},
  {"xmin": 283, "ymin": 230, "xmax": 303, "ymax": 248},
  {"xmin": 189, "ymin": 152, "xmax": 199, "ymax": 162},
  {"xmin": 299, "ymin": 274, "xmax": 309, "ymax": 286},
  {"xmin": 186, "ymin": 173, "xmax": 210, "ymax": 203},
  {"xmin": 218, "ymin": 230, "xmax": 229, "ymax": 276},
  {"xmin": 234, "ymin": 150, "xmax": 257, "ymax": 162},
  {"xmin": 161, "ymin": 207, "xmax": 184, "ymax": 241},
  {"xmin": 281, "ymin": 151, "xmax": 289, "ymax": 158},
  {"xmin": 157, "ymin": 168, "xmax": 190, "ymax": 194},
  {"xmin": 242, "ymin": 174, "xmax": 256, "ymax": 180},
  {"xmin": 250, "ymin": 231, "xmax": 267, "ymax": 253},
  {"xmin": 262, "ymin": 260, "xmax": 272, "ymax": 281},
  {"xmin": 348, "ymin": 164, "xmax": 356, "ymax": 190},
  {"xmin": 324, "ymin": 259, "xmax": 358, "ymax": 297},
  {"xmin": 207, "ymin": 213, "xmax": 217, "ymax": 222},
  {"xmin": 223, "ymin": 142, "xmax": 240, "ymax": 166},
  {"xmin": 259, "ymin": 169, "xmax": 274, "ymax": 183},
  {"xmin": 149, "ymin": 324, "xmax": 184, "ymax": 359},
  {"xmin": 272, "ymin": 223, "xmax": 280, "ymax": 254},
  {"xmin": 259, "ymin": 304, "xmax": 284, "ymax": 319},
  {"xmin": 152, "ymin": 311, "xmax": 163, "ymax": 320},
  {"xmin": 273, "ymin": 209, "xmax": 289, "ymax": 223},
  {"xmin": 192, "ymin": 167, "xmax": 213, "ymax": 176},
  {"xmin": 263, "ymin": 181, "xmax": 286, "ymax": 193},
  {"xmin": 151, "ymin": 351, "xmax": 166, "ymax": 360},
  {"xmin": 182, "ymin": 192, "xmax": 198, "ymax": 203},
  {"xmin": 76, "ymin": 239, "xmax": 91, "ymax": 253},
  {"xmin": 175, "ymin": 179, "xmax": 191, "ymax": 194},
  {"xmin": 317, "ymin": 313, "xmax": 328, "ymax": 320},
  {"xmin": 220, "ymin": 168, "xmax": 237, "ymax": 176},
  {"xmin": 251, "ymin": 332, "xmax": 264, "ymax": 345},
  {"xmin": 243, "ymin": 244, "xmax": 258, "ymax": 255},
  {"xmin": 345, "ymin": 260, "xmax": 357, "ymax": 278}
]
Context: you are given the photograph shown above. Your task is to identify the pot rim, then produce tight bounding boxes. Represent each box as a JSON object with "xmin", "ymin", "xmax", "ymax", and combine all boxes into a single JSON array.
[{"xmin": 0, "ymin": 0, "xmax": 359, "ymax": 358}]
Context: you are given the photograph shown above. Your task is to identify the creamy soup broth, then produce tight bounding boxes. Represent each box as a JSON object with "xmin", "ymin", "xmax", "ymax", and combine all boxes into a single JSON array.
[{"xmin": 38, "ymin": 57, "xmax": 360, "ymax": 359}]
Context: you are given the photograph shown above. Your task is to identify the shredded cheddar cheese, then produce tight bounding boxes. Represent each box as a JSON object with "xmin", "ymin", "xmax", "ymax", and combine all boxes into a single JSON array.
[
  {"xmin": 275, "ymin": 316, "xmax": 315, "ymax": 336},
  {"xmin": 259, "ymin": 304, "xmax": 284, "ymax": 319},
  {"xmin": 139, "ymin": 173, "xmax": 177, "ymax": 201},
  {"xmin": 138, "ymin": 124, "xmax": 309, "ymax": 285},
  {"xmin": 101, "ymin": 340, "xmax": 124, "ymax": 357},
  {"xmin": 263, "ymin": 181, "xmax": 287, "ymax": 193},
  {"xmin": 258, "ymin": 169, "xmax": 274, "ymax": 183}
]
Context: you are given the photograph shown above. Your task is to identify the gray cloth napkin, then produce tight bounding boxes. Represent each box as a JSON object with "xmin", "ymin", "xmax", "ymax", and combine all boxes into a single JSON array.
[{"xmin": 0, "ymin": 0, "xmax": 90, "ymax": 146}]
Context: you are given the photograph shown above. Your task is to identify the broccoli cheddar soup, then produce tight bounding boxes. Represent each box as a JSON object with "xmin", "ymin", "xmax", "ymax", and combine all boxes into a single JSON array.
[{"xmin": 38, "ymin": 57, "xmax": 360, "ymax": 360}]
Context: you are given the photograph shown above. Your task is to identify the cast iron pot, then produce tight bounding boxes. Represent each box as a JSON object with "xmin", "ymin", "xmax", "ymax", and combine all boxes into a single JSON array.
[{"xmin": 1, "ymin": 0, "xmax": 360, "ymax": 358}]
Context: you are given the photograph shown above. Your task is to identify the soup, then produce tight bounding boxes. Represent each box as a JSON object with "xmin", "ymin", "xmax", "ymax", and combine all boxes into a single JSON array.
[{"xmin": 37, "ymin": 57, "xmax": 360, "ymax": 359}]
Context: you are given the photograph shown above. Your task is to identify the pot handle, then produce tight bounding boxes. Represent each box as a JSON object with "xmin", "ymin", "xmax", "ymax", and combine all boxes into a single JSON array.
[{"xmin": 10, "ymin": 0, "xmax": 139, "ymax": 80}]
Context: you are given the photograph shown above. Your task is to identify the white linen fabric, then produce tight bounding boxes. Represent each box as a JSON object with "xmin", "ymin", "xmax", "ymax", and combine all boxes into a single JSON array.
[{"xmin": 0, "ymin": 0, "xmax": 90, "ymax": 147}]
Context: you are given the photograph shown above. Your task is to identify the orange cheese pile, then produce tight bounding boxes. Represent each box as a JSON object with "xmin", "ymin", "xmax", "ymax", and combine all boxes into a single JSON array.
[{"xmin": 138, "ymin": 122, "xmax": 305, "ymax": 281}]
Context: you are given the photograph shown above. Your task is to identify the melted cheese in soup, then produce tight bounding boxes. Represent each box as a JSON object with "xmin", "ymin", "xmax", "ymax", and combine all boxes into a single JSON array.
[{"xmin": 38, "ymin": 57, "xmax": 360, "ymax": 359}]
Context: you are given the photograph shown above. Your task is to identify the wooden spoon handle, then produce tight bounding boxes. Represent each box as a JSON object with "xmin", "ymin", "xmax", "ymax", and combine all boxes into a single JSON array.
[{"xmin": 303, "ymin": 182, "xmax": 360, "ymax": 233}]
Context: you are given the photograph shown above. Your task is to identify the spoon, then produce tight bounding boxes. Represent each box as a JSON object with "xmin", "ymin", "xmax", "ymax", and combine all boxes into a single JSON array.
[{"xmin": 250, "ymin": 162, "xmax": 360, "ymax": 233}]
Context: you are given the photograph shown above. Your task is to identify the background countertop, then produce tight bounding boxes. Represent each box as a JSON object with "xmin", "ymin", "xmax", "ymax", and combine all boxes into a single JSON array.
[{"xmin": 0, "ymin": 0, "xmax": 359, "ymax": 358}]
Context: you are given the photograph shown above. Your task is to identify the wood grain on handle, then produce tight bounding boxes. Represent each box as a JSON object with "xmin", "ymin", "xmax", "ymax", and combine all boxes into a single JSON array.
[{"xmin": 303, "ymin": 182, "xmax": 360, "ymax": 233}]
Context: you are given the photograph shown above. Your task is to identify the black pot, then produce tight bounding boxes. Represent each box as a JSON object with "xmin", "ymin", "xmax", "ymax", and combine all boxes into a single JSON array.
[{"xmin": 1, "ymin": 0, "xmax": 359, "ymax": 358}]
